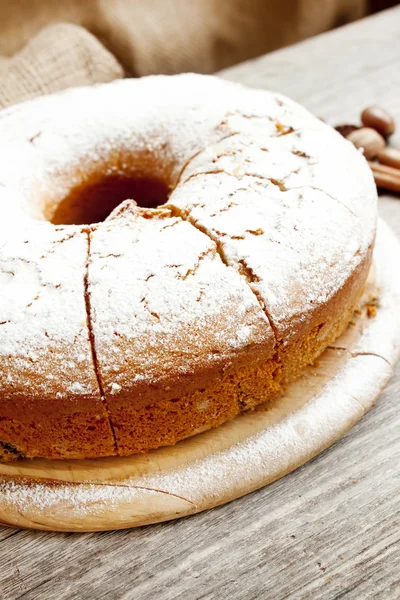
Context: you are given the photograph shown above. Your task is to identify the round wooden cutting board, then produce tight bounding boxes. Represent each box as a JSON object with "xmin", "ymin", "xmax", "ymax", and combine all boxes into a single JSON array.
[{"xmin": 0, "ymin": 219, "xmax": 399, "ymax": 532}]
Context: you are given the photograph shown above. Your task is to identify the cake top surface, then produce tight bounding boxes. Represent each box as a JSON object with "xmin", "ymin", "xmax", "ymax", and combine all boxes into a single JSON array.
[{"xmin": 0, "ymin": 74, "xmax": 377, "ymax": 402}]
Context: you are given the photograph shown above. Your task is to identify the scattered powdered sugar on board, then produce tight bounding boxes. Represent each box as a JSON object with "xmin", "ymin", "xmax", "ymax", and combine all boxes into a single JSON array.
[
  {"xmin": 0, "ymin": 348, "xmax": 393, "ymax": 525},
  {"xmin": 0, "ymin": 479, "xmax": 172, "ymax": 522},
  {"xmin": 125, "ymin": 355, "xmax": 392, "ymax": 508}
]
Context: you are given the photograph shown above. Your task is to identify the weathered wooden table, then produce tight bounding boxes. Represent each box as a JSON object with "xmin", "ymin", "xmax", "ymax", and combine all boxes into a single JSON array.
[{"xmin": 1, "ymin": 7, "xmax": 399, "ymax": 599}]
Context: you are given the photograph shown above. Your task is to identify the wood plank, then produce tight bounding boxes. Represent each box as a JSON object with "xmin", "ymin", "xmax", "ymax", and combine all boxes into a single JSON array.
[{"xmin": 1, "ymin": 7, "xmax": 400, "ymax": 599}]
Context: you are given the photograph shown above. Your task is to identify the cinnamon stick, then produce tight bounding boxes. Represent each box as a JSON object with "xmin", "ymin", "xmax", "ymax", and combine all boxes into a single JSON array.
[
  {"xmin": 377, "ymin": 147, "xmax": 400, "ymax": 170},
  {"xmin": 368, "ymin": 160, "xmax": 400, "ymax": 193}
]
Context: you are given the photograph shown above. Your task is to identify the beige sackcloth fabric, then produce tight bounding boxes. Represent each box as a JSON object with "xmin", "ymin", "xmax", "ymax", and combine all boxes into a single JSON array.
[
  {"xmin": 0, "ymin": 0, "xmax": 366, "ymax": 105},
  {"xmin": 0, "ymin": 24, "xmax": 123, "ymax": 108}
]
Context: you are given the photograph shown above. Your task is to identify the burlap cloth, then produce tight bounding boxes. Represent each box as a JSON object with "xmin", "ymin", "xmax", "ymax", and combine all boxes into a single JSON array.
[
  {"xmin": 0, "ymin": 24, "xmax": 123, "ymax": 108},
  {"xmin": 0, "ymin": 0, "xmax": 366, "ymax": 109}
]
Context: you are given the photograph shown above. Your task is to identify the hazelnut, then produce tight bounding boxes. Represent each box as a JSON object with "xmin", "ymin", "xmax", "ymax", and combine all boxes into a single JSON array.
[
  {"xmin": 361, "ymin": 106, "xmax": 395, "ymax": 138},
  {"xmin": 347, "ymin": 127, "xmax": 386, "ymax": 160},
  {"xmin": 335, "ymin": 124, "xmax": 359, "ymax": 138}
]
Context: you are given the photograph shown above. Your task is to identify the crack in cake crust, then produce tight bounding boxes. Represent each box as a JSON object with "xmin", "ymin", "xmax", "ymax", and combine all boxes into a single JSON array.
[
  {"xmin": 168, "ymin": 204, "xmax": 280, "ymax": 347},
  {"xmin": 84, "ymin": 228, "xmax": 119, "ymax": 455}
]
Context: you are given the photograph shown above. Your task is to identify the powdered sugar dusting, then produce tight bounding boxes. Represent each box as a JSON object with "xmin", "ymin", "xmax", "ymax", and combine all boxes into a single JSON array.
[
  {"xmin": 89, "ymin": 202, "xmax": 274, "ymax": 394},
  {"xmin": 0, "ymin": 223, "xmax": 99, "ymax": 400},
  {"xmin": 171, "ymin": 173, "xmax": 367, "ymax": 339},
  {"xmin": 168, "ymin": 91, "xmax": 377, "ymax": 339},
  {"xmin": 0, "ymin": 74, "xmax": 377, "ymax": 460},
  {"xmin": 0, "ymin": 74, "xmax": 377, "ymax": 349},
  {"xmin": 0, "ymin": 75, "xmax": 299, "ymax": 222}
]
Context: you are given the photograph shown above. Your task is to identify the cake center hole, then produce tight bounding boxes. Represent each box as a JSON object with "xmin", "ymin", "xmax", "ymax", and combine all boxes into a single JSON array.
[{"xmin": 49, "ymin": 174, "xmax": 170, "ymax": 226}]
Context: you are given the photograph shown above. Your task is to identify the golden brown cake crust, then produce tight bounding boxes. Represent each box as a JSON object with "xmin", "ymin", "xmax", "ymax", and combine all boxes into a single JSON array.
[{"xmin": 0, "ymin": 75, "xmax": 377, "ymax": 461}]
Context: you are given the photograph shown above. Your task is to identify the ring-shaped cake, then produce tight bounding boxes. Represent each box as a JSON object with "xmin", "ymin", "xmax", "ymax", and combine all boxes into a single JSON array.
[{"xmin": 0, "ymin": 74, "xmax": 377, "ymax": 460}]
